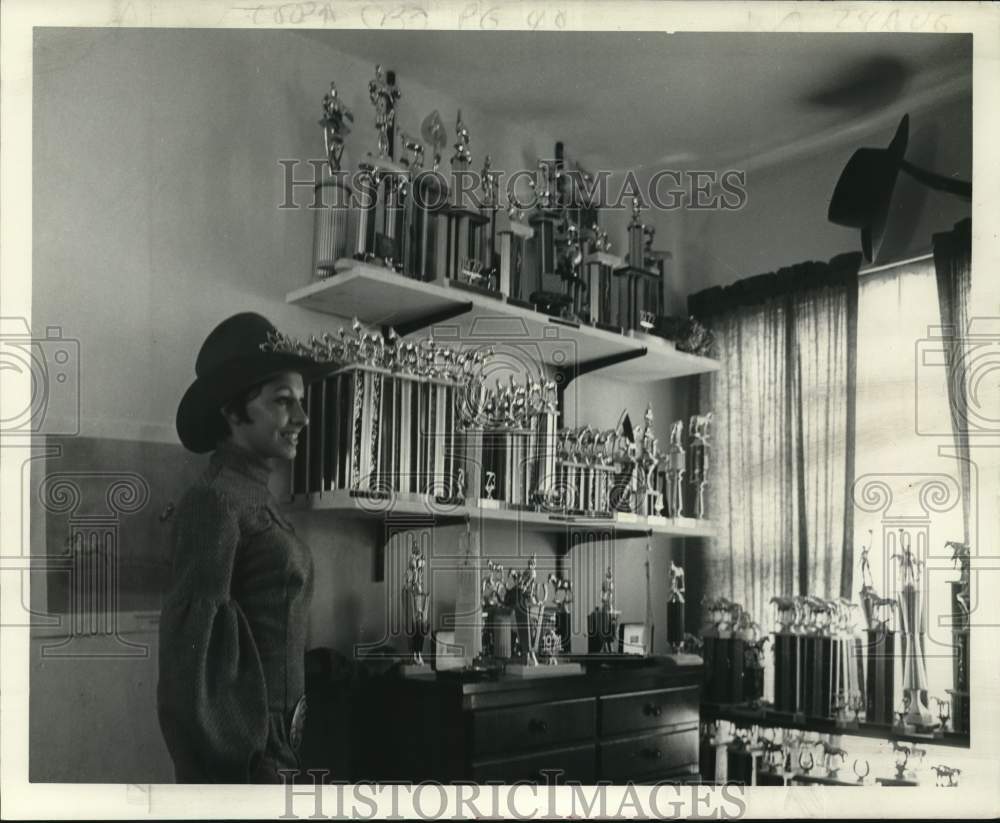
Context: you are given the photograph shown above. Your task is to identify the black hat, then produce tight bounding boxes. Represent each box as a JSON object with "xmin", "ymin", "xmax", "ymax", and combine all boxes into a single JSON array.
[
  {"xmin": 176, "ymin": 312, "xmax": 335, "ymax": 453},
  {"xmin": 828, "ymin": 114, "xmax": 909, "ymax": 263}
]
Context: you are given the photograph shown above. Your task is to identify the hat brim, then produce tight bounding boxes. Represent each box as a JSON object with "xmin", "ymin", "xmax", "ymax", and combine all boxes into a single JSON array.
[{"xmin": 176, "ymin": 353, "xmax": 339, "ymax": 453}]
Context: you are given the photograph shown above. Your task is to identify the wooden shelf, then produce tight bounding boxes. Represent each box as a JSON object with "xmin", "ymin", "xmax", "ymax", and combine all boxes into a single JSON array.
[
  {"xmin": 286, "ymin": 261, "xmax": 720, "ymax": 383},
  {"xmin": 701, "ymin": 702, "xmax": 970, "ymax": 749},
  {"xmin": 287, "ymin": 489, "xmax": 716, "ymax": 539}
]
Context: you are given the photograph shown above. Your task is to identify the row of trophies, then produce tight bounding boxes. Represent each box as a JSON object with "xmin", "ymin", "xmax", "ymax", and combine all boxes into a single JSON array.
[
  {"xmin": 311, "ymin": 67, "xmax": 668, "ymax": 337},
  {"xmin": 697, "ymin": 534, "xmax": 971, "ymax": 738},
  {"xmin": 703, "ymin": 722, "xmax": 961, "ymax": 787},
  {"xmin": 276, "ymin": 319, "xmax": 714, "ymax": 522}
]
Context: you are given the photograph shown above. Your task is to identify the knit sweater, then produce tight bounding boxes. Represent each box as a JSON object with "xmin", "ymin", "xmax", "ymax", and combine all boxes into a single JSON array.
[{"xmin": 157, "ymin": 441, "xmax": 314, "ymax": 783}]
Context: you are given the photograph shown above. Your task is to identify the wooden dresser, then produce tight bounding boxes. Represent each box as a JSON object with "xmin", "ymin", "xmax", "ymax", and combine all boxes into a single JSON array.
[{"xmin": 353, "ymin": 658, "xmax": 702, "ymax": 783}]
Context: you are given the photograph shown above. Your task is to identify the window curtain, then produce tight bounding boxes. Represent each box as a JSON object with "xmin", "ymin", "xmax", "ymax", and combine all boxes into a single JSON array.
[
  {"xmin": 932, "ymin": 218, "xmax": 973, "ymax": 545},
  {"xmin": 689, "ymin": 252, "xmax": 861, "ymax": 624}
]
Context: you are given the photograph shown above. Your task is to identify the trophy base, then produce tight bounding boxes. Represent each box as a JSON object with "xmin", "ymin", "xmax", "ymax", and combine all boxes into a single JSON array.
[
  {"xmin": 671, "ymin": 516, "xmax": 700, "ymax": 529},
  {"xmin": 614, "ymin": 512, "xmax": 640, "ymax": 524},
  {"xmin": 662, "ymin": 653, "xmax": 704, "ymax": 666},
  {"xmin": 448, "ymin": 277, "xmax": 503, "ymax": 299},
  {"xmin": 505, "ymin": 662, "xmax": 584, "ymax": 678},
  {"xmin": 646, "ymin": 515, "xmax": 668, "ymax": 526},
  {"xmin": 475, "ymin": 498, "xmax": 502, "ymax": 510},
  {"xmin": 399, "ymin": 662, "xmax": 433, "ymax": 678},
  {"xmin": 876, "ymin": 776, "xmax": 918, "ymax": 787}
]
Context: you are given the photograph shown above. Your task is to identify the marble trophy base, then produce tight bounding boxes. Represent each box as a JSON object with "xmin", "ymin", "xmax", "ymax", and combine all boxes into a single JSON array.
[
  {"xmin": 475, "ymin": 497, "xmax": 502, "ymax": 510},
  {"xmin": 663, "ymin": 652, "xmax": 704, "ymax": 666},
  {"xmin": 505, "ymin": 661, "xmax": 584, "ymax": 678},
  {"xmin": 671, "ymin": 516, "xmax": 700, "ymax": 529}
]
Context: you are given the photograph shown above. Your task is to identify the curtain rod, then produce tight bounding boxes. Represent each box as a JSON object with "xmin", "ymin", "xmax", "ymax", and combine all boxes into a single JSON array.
[{"xmin": 858, "ymin": 251, "xmax": 933, "ymax": 277}]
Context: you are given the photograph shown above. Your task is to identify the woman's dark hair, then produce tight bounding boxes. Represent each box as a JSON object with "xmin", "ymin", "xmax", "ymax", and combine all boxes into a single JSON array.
[{"xmin": 216, "ymin": 381, "xmax": 266, "ymax": 442}]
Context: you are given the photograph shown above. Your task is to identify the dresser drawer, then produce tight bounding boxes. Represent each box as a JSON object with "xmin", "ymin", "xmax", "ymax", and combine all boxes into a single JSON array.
[
  {"xmin": 472, "ymin": 743, "xmax": 596, "ymax": 783},
  {"xmin": 472, "ymin": 697, "xmax": 596, "ymax": 757},
  {"xmin": 599, "ymin": 728, "xmax": 699, "ymax": 782},
  {"xmin": 599, "ymin": 686, "xmax": 699, "ymax": 737}
]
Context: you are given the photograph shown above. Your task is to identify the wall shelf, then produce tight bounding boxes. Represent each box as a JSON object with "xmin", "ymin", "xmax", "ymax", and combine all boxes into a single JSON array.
[
  {"xmin": 286, "ymin": 261, "xmax": 720, "ymax": 383},
  {"xmin": 288, "ymin": 489, "xmax": 717, "ymax": 539},
  {"xmin": 701, "ymin": 701, "xmax": 970, "ymax": 749}
]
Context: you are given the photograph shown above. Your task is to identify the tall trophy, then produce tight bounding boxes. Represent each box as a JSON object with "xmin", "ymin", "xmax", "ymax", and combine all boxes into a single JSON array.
[
  {"xmin": 442, "ymin": 111, "xmax": 492, "ymax": 292},
  {"xmin": 401, "ymin": 538, "xmax": 430, "ymax": 673},
  {"xmin": 688, "ymin": 413, "xmax": 712, "ymax": 518},
  {"xmin": 945, "ymin": 540, "xmax": 970, "ymax": 733},
  {"xmin": 588, "ymin": 566, "xmax": 621, "ymax": 654},
  {"xmin": 408, "ymin": 110, "xmax": 449, "ymax": 281},
  {"xmin": 497, "ymin": 203, "xmax": 534, "ymax": 306},
  {"xmin": 312, "ymin": 82, "xmax": 354, "ymax": 279},
  {"xmin": 583, "ymin": 224, "xmax": 623, "ymax": 330},
  {"xmin": 894, "ymin": 530, "xmax": 937, "ymax": 731},
  {"xmin": 353, "ymin": 65, "xmax": 407, "ymax": 267},
  {"xmin": 614, "ymin": 198, "xmax": 662, "ymax": 334},
  {"xmin": 665, "ymin": 420, "xmax": 686, "ymax": 518}
]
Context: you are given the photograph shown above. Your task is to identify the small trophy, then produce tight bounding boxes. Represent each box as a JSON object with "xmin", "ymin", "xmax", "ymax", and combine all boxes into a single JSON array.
[
  {"xmin": 588, "ymin": 566, "xmax": 621, "ymax": 655},
  {"xmin": 687, "ymin": 413, "xmax": 711, "ymax": 519},
  {"xmin": 312, "ymin": 82, "xmax": 354, "ymax": 279},
  {"xmin": 497, "ymin": 203, "xmax": 534, "ymax": 306},
  {"xmin": 401, "ymin": 538, "xmax": 430, "ymax": 673},
  {"xmin": 667, "ymin": 561, "xmax": 686, "ymax": 650}
]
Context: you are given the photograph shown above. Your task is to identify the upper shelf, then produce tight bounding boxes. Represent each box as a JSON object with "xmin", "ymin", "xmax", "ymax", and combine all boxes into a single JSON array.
[
  {"xmin": 287, "ymin": 489, "xmax": 717, "ymax": 539},
  {"xmin": 286, "ymin": 261, "xmax": 720, "ymax": 383}
]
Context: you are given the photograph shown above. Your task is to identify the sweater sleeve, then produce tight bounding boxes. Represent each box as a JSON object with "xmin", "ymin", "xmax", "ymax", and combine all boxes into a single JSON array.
[{"xmin": 157, "ymin": 484, "xmax": 269, "ymax": 783}]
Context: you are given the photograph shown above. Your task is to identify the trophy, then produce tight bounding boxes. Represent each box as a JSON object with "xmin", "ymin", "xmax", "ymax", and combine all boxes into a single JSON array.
[
  {"xmin": 482, "ymin": 559, "xmax": 513, "ymax": 662},
  {"xmin": 893, "ymin": 530, "xmax": 937, "ymax": 731},
  {"xmin": 588, "ymin": 566, "xmax": 621, "ymax": 654},
  {"xmin": 402, "ymin": 538, "xmax": 430, "ymax": 670},
  {"xmin": 312, "ymin": 82, "xmax": 354, "ymax": 279},
  {"xmin": 497, "ymin": 203, "xmax": 534, "ymax": 306},
  {"xmin": 945, "ymin": 540, "xmax": 970, "ymax": 734},
  {"xmin": 665, "ymin": 420, "xmax": 686, "ymax": 518},
  {"xmin": 636, "ymin": 405, "xmax": 664, "ymax": 519},
  {"xmin": 667, "ymin": 561, "xmax": 686, "ymax": 649},
  {"xmin": 931, "ymin": 764, "xmax": 960, "ymax": 787},
  {"xmin": 354, "ymin": 65, "xmax": 407, "ymax": 267},
  {"xmin": 583, "ymin": 224, "xmax": 623, "ymax": 330},
  {"xmin": 614, "ymin": 198, "xmax": 662, "ymax": 334},
  {"xmin": 687, "ymin": 413, "xmax": 712, "ymax": 518}
]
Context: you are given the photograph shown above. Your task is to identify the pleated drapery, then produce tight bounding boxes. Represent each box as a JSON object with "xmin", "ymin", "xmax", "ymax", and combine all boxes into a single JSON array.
[{"xmin": 689, "ymin": 252, "xmax": 861, "ymax": 625}]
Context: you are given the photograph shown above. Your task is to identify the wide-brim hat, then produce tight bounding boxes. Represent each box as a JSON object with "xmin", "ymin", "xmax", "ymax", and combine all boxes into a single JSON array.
[
  {"xmin": 828, "ymin": 113, "xmax": 909, "ymax": 263},
  {"xmin": 176, "ymin": 312, "xmax": 337, "ymax": 453}
]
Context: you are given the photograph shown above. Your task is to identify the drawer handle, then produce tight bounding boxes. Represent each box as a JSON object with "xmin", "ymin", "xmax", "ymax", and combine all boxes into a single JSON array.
[
  {"xmin": 528, "ymin": 719, "xmax": 549, "ymax": 734},
  {"xmin": 643, "ymin": 703, "xmax": 663, "ymax": 717}
]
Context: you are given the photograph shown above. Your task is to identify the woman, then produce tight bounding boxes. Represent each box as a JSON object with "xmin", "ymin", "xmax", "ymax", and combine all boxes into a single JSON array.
[{"xmin": 158, "ymin": 312, "xmax": 334, "ymax": 783}]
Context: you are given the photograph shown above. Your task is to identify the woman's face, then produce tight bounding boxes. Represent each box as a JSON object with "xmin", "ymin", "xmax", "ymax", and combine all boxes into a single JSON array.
[{"xmin": 224, "ymin": 371, "xmax": 308, "ymax": 461}]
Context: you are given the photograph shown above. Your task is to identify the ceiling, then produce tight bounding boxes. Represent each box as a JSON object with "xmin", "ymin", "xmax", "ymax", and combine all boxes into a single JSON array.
[{"xmin": 297, "ymin": 30, "xmax": 971, "ymax": 171}]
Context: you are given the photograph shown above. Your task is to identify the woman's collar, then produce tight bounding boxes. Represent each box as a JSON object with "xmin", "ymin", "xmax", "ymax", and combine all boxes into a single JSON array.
[{"xmin": 211, "ymin": 439, "xmax": 274, "ymax": 486}]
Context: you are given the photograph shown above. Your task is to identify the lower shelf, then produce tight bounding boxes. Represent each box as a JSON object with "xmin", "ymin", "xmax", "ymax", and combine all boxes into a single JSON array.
[
  {"xmin": 288, "ymin": 489, "xmax": 717, "ymax": 538},
  {"xmin": 701, "ymin": 701, "xmax": 970, "ymax": 749}
]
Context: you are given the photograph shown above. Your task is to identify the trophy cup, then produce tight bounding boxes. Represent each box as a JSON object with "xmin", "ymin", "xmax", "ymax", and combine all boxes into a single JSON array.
[
  {"xmin": 687, "ymin": 413, "xmax": 712, "ymax": 519},
  {"xmin": 353, "ymin": 65, "xmax": 408, "ymax": 267},
  {"xmin": 583, "ymin": 224, "xmax": 623, "ymax": 331},
  {"xmin": 893, "ymin": 530, "xmax": 937, "ymax": 732},
  {"xmin": 312, "ymin": 82, "xmax": 354, "ymax": 279},
  {"xmin": 401, "ymin": 538, "xmax": 430, "ymax": 673}
]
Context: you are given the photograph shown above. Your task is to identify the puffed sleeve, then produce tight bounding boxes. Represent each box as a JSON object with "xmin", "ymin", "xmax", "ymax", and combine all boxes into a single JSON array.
[{"xmin": 157, "ymin": 484, "xmax": 268, "ymax": 783}]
